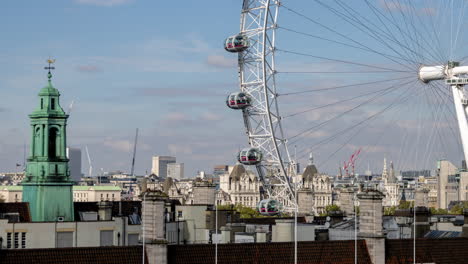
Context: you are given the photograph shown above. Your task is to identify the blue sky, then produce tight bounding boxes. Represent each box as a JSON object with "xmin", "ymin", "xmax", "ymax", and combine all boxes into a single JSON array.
[{"xmin": 1, "ymin": 0, "xmax": 466, "ymax": 177}]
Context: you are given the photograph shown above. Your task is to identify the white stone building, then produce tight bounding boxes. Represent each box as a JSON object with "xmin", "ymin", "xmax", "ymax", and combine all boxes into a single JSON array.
[
  {"xmin": 0, "ymin": 186, "xmax": 122, "ymax": 203},
  {"xmin": 219, "ymin": 164, "xmax": 261, "ymax": 208},
  {"xmin": 381, "ymin": 159, "xmax": 400, "ymax": 207}
]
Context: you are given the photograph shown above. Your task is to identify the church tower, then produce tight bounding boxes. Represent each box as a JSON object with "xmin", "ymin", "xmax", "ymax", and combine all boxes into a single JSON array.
[{"xmin": 22, "ymin": 60, "xmax": 74, "ymax": 221}]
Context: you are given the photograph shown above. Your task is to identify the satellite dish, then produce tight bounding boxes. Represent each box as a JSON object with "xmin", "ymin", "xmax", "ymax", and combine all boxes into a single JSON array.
[
  {"xmin": 326, "ymin": 216, "xmax": 331, "ymax": 221},
  {"xmin": 324, "ymin": 222, "xmax": 330, "ymax": 228}
]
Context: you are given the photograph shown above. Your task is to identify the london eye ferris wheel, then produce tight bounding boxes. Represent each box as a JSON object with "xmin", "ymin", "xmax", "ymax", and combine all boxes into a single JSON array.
[{"xmin": 224, "ymin": 0, "xmax": 468, "ymax": 214}]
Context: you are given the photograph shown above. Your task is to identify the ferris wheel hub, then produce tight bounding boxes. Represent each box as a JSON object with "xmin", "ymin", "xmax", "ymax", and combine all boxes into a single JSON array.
[{"xmin": 418, "ymin": 62, "xmax": 468, "ymax": 84}]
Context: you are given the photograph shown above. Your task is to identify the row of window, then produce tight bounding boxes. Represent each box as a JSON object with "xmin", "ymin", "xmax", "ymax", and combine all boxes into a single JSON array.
[{"xmin": 6, "ymin": 232, "xmax": 26, "ymax": 249}]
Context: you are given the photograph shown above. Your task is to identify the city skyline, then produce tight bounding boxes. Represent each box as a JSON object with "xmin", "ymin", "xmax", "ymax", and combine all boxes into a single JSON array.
[{"xmin": 0, "ymin": 0, "xmax": 465, "ymax": 177}]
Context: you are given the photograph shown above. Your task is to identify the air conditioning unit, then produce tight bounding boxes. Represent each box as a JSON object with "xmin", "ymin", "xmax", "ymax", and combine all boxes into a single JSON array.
[{"xmin": 57, "ymin": 216, "xmax": 65, "ymax": 222}]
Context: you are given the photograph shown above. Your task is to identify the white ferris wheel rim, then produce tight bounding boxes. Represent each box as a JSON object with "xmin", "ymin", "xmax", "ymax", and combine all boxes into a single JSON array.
[{"xmin": 237, "ymin": 0, "xmax": 297, "ymax": 209}]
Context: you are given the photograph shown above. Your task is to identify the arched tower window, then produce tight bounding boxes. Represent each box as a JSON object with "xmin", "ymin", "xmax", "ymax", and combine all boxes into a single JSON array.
[
  {"xmin": 41, "ymin": 99, "xmax": 44, "ymax": 109},
  {"xmin": 49, "ymin": 127, "xmax": 59, "ymax": 158},
  {"xmin": 51, "ymin": 98, "xmax": 56, "ymax": 110},
  {"xmin": 34, "ymin": 126, "xmax": 41, "ymax": 156}
]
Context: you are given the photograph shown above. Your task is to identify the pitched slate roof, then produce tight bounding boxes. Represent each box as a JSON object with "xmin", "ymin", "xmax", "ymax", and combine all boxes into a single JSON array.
[
  {"xmin": 302, "ymin": 164, "xmax": 318, "ymax": 181},
  {"xmin": 168, "ymin": 240, "xmax": 372, "ymax": 264},
  {"xmin": 0, "ymin": 246, "xmax": 144, "ymax": 264},
  {"xmin": 229, "ymin": 164, "xmax": 247, "ymax": 181},
  {"xmin": 386, "ymin": 238, "xmax": 468, "ymax": 264},
  {"xmin": 0, "ymin": 202, "xmax": 31, "ymax": 222}
]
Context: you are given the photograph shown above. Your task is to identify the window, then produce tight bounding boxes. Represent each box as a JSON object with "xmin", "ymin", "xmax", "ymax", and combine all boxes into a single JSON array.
[
  {"xmin": 57, "ymin": 232, "xmax": 73, "ymax": 248},
  {"xmin": 41, "ymin": 98, "xmax": 44, "ymax": 109},
  {"xmin": 51, "ymin": 98, "xmax": 55, "ymax": 110},
  {"xmin": 177, "ymin": 211, "xmax": 183, "ymax": 218},
  {"xmin": 100, "ymin": 230, "xmax": 113, "ymax": 246},
  {"xmin": 128, "ymin": 234, "xmax": 139, "ymax": 246},
  {"xmin": 14, "ymin": 232, "xmax": 18, "ymax": 249},
  {"xmin": 7, "ymin": 233, "xmax": 11, "ymax": 248},
  {"xmin": 48, "ymin": 127, "xmax": 59, "ymax": 158},
  {"xmin": 21, "ymin": 232, "xmax": 26, "ymax": 248}
]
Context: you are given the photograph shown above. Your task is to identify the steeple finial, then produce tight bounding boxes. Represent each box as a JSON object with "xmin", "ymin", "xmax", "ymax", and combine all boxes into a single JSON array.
[
  {"xmin": 309, "ymin": 152, "xmax": 314, "ymax": 165},
  {"xmin": 44, "ymin": 58, "xmax": 56, "ymax": 82}
]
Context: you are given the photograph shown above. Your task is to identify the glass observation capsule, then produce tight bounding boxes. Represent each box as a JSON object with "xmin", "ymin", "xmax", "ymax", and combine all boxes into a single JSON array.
[
  {"xmin": 258, "ymin": 199, "xmax": 283, "ymax": 216},
  {"xmin": 238, "ymin": 148, "xmax": 263, "ymax": 165},
  {"xmin": 224, "ymin": 34, "xmax": 249, "ymax": 53},
  {"xmin": 226, "ymin": 92, "xmax": 251, "ymax": 110}
]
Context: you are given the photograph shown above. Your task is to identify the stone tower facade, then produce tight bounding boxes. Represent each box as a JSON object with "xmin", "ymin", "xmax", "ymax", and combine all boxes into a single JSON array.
[{"xmin": 22, "ymin": 68, "xmax": 74, "ymax": 221}]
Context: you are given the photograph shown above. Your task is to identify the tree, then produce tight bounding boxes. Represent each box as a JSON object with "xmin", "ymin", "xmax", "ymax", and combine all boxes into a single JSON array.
[
  {"xmin": 0, "ymin": 194, "xmax": 4, "ymax": 203},
  {"xmin": 217, "ymin": 204, "xmax": 266, "ymax": 218},
  {"xmin": 319, "ymin": 204, "xmax": 342, "ymax": 216},
  {"xmin": 448, "ymin": 201, "xmax": 468, "ymax": 214},
  {"xmin": 398, "ymin": 201, "xmax": 414, "ymax": 209},
  {"xmin": 430, "ymin": 207, "xmax": 448, "ymax": 215},
  {"xmin": 384, "ymin": 206, "xmax": 397, "ymax": 216}
]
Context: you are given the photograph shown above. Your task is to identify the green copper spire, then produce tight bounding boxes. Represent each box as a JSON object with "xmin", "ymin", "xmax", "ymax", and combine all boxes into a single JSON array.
[{"xmin": 22, "ymin": 59, "xmax": 74, "ymax": 222}]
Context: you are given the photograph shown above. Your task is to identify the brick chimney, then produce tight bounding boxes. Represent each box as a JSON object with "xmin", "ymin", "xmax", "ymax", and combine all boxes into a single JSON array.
[
  {"xmin": 413, "ymin": 207, "xmax": 430, "ymax": 238},
  {"xmin": 98, "ymin": 201, "xmax": 113, "ymax": 221},
  {"xmin": 142, "ymin": 190, "xmax": 167, "ymax": 264},
  {"xmin": 462, "ymin": 209, "xmax": 468, "ymax": 238},
  {"xmin": 357, "ymin": 189, "xmax": 385, "ymax": 264}
]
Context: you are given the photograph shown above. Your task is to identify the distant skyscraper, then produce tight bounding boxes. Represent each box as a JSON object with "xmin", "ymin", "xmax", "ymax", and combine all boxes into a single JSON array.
[
  {"xmin": 167, "ymin": 163, "xmax": 184, "ymax": 180},
  {"xmin": 151, "ymin": 156, "xmax": 176, "ymax": 178},
  {"xmin": 67, "ymin": 147, "xmax": 82, "ymax": 182},
  {"xmin": 213, "ymin": 165, "xmax": 229, "ymax": 177}
]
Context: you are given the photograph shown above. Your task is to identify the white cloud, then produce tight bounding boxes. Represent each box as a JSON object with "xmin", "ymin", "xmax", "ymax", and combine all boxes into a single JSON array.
[
  {"xmin": 165, "ymin": 112, "xmax": 189, "ymax": 122},
  {"xmin": 74, "ymin": 0, "xmax": 133, "ymax": 7},
  {"xmin": 200, "ymin": 112, "xmax": 222, "ymax": 121},
  {"xmin": 206, "ymin": 55, "xmax": 236, "ymax": 68},
  {"xmin": 168, "ymin": 144, "xmax": 193, "ymax": 155},
  {"xmin": 103, "ymin": 138, "xmax": 150, "ymax": 152},
  {"xmin": 103, "ymin": 138, "xmax": 133, "ymax": 152}
]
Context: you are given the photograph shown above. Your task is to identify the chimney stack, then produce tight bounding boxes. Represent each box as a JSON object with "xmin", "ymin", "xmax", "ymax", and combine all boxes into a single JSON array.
[
  {"xmin": 413, "ymin": 207, "xmax": 430, "ymax": 238},
  {"xmin": 357, "ymin": 189, "xmax": 385, "ymax": 264},
  {"xmin": 142, "ymin": 191, "xmax": 167, "ymax": 264},
  {"xmin": 98, "ymin": 201, "xmax": 113, "ymax": 221},
  {"xmin": 462, "ymin": 209, "xmax": 468, "ymax": 238}
]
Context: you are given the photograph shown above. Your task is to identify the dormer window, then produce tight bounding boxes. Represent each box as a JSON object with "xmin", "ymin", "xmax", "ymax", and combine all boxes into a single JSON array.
[{"xmin": 51, "ymin": 98, "xmax": 55, "ymax": 110}]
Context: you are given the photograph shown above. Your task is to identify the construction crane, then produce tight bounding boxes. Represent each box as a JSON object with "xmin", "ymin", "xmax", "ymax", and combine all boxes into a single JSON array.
[
  {"xmin": 130, "ymin": 128, "xmax": 139, "ymax": 177},
  {"xmin": 85, "ymin": 146, "xmax": 93, "ymax": 177},
  {"xmin": 343, "ymin": 148, "xmax": 361, "ymax": 177},
  {"xmin": 67, "ymin": 100, "xmax": 74, "ymax": 115}
]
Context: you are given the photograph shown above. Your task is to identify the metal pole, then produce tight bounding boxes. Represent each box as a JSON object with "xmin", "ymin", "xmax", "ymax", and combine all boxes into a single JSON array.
[
  {"xmin": 413, "ymin": 191, "xmax": 416, "ymax": 264},
  {"xmin": 142, "ymin": 192, "xmax": 147, "ymax": 264},
  {"xmin": 215, "ymin": 201, "xmax": 218, "ymax": 264},
  {"xmin": 354, "ymin": 193, "xmax": 357, "ymax": 264},
  {"xmin": 294, "ymin": 183, "xmax": 297, "ymax": 264}
]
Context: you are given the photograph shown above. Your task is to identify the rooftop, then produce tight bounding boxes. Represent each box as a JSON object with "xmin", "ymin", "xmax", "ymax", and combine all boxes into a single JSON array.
[
  {"xmin": 168, "ymin": 240, "xmax": 372, "ymax": 264},
  {"xmin": 0, "ymin": 246, "xmax": 143, "ymax": 264}
]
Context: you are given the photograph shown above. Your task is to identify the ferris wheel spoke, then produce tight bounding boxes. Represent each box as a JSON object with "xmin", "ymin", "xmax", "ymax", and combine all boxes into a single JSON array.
[
  {"xmin": 296, "ymin": 81, "xmax": 419, "ymax": 161},
  {"xmin": 281, "ymin": 4, "xmax": 421, "ymax": 69},
  {"xmin": 315, "ymin": 0, "xmax": 436, "ymax": 66},
  {"xmin": 278, "ymin": 26, "xmax": 419, "ymax": 67},
  {"xmin": 279, "ymin": 75, "xmax": 413, "ymax": 96},
  {"xmin": 283, "ymin": 3, "xmax": 437, "ymax": 67},
  {"xmin": 304, "ymin": 86, "xmax": 417, "ymax": 170},
  {"xmin": 288, "ymin": 79, "xmax": 414, "ymax": 144},
  {"xmin": 277, "ymin": 48, "xmax": 414, "ymax": 73},
  {"xmin": 283, "ymin": 85, "xmax": 405, "ymax": 119}
]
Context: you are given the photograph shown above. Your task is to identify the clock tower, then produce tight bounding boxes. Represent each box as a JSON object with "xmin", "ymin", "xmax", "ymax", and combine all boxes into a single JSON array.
[{"xmin": 22, "ymin": 60, "xmax": 74, "ymax": 221}]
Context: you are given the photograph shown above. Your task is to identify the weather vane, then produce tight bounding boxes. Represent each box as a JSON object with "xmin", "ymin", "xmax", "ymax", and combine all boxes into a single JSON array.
[{"xmin": 44, "ymin": 58, "xmax": 56, "ymax": 81}]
